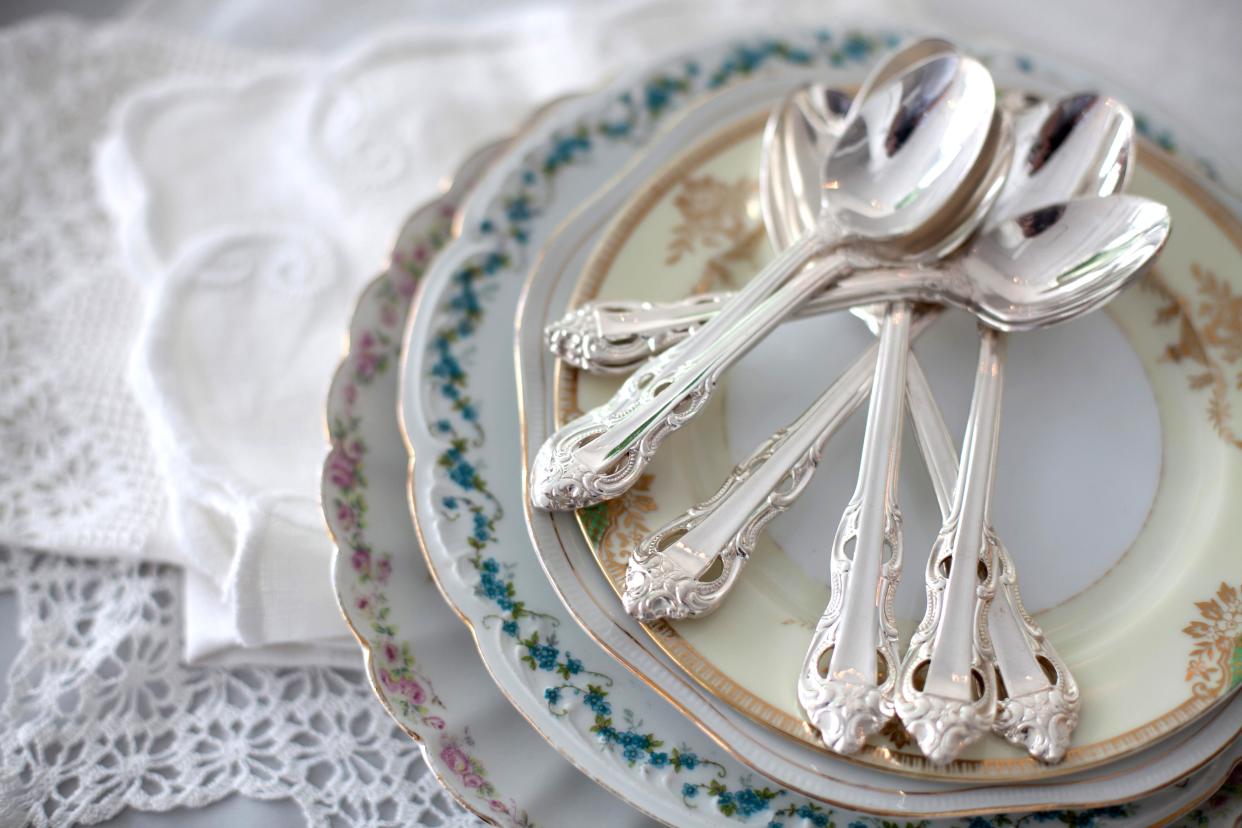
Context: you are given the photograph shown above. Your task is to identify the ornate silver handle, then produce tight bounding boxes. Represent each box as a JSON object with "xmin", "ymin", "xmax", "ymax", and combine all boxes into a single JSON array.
[
  {"xmin": 903, "ymin": 347, "xmax": 1079, "ymax": 763},
  {"xmin": 546, "ymin": 270, "xmax": 942, "ymax": 375},
  {"xmin": 530, "ymin": 237, "xmax": 863, "ymax": 511},
  {"xmin": 894, "ymin": 327, "xmax": 1003, "ymax": 765},
  {"xmin": 797, "ymin": 303, "xmax": 910, "ymax": 754},
  {"xmin": 546, "ymin": 294, "xmax": 731, "ymax": 374},
  {"xmin": 622, "ymin": 311, "xmax": 937, "ymax": 622}
]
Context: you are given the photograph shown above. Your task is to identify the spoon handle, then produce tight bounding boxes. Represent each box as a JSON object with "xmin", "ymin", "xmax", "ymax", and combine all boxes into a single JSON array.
[
  {"xmin": 545, "ymin": 272, "xmax": 935, "ymax": 376},
  {"xmin": 622, "ymin": 311, "xmax": 937, "ymax": 622},
  {"xmin": 530, "ymin": 234, "xmax": 860, "ymax": 511},
  {"xmin": 904, "ymin": 350, "xmax": 1079, "ymax": 763},
  {"xmin": 797, "ymin": 302, "xmax": 909, "ymax": 755},
  {"xmin": 894, "ymin": 327, "xmax": 1004, "ymax": 765}
]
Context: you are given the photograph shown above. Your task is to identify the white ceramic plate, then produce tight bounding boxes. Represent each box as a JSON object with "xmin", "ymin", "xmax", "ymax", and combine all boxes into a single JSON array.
[
  {"xmin": 517, "ymin": 83, "xmax": 1242, "ymax": 783},
  {"xmin": 394, "ymin": 27, "xmax": 1242, "ymax": 826}
]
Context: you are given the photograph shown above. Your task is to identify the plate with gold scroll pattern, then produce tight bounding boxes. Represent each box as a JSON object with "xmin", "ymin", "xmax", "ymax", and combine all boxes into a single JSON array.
[{"xmin": 531, "ymin": 81, "xmax": 1242, "ymax": 784}]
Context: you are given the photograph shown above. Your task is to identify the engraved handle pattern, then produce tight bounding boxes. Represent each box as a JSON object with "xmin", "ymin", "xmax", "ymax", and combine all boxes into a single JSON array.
[
  {"xmin": 622, "ymin": 336, "xmax": 881, "ymax": 621},
  {"xmin": 894, "ymin": 328, "xmax": 1003, "ymax": 765},
  {"xmin": 797, "ymin": 304, "xmax": 909, "ymax": 754},
  {"xmin": 530, "ymin": 239, "xmax": 856, "ymax": 511},
  {"xmin": 545, "ymin": 269, "xmax": 940, "ymax": 375},
  {"xmin": 545, "ymin": 294, "xmax": 732, "ymax": 375},
  {"xmin": 903, "ymin": 357, "xmax": 1079, "ymax": 763}
]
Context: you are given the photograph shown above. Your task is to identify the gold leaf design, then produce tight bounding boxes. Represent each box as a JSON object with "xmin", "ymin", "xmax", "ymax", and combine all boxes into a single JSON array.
[
  {"xmin": 1146, "ymin": 266, "xmax": 1242, "ymax": 447},
  {"xmin": 690, "ymin": 225, "xmax": 768, "ymax": 296},
  {"xmin": 665, "ymin": 175, "xmax": 757, "ymax": 265},
  {"xmin": 1183, "ymin": 581, "xmax": 1242, "ymax": 700},
  {"xmin": 594, "ymin": 475, "xmax": 657, "ymax": 580}
]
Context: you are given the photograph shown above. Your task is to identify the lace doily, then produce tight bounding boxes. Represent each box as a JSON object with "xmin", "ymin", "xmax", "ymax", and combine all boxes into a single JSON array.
[
  {"xmin": 0, "ymin": 545, "xmax": 477, "ymax": 826},
  {"xmin": 0, "ymin": 17, "xmax": 476, "ymax": 826}
]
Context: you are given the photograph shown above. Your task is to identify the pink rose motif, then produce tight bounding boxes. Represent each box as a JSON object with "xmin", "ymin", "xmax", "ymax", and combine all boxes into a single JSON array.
[
  {"xmin": 351, "ymin": 546, "xmax": 371, "ymax": 575},
  {"xmin": 413, "ymin": 245, "xmax": 428, "ymax": 262},
  {"xmin": 336, "ymin": 502, "xmax": 356, "ymax": 529},
  {"xmin": 462, "ymin": 772, "xmax": 484, "ymax": 789},
  {"xmin": 489, "ymin": 800, "xmax": 508, "ymax": 814},
  {"xmin": 355, "ymin": 596, "xmax": 369, "ymax": 611},
  {"xmin": 398, "ymin": 677, "xmax": 426, "ymax": 705},
  {"xmin": 383, "ymin": 641, "xmax": 399, "ymax": 663},
  {"xmin": 355, "ymin": 350, "xmax": 380, "ymax": 379},
  {"xmin": 441, "ymin": 744, "xmax": 470, "ymax": 774},
  {"xmin": 329, "ymin": 448, "xmax": 357, "ymax": 489},
  {"xmin": 359, "ymin": 332, "xmax": 376, "ymax": 350},
  {"xmin": 344, "ymin": 383, "xmax": 357, "ymax": 405},
  {"xmin": 423, "ymin": 716, "xmax": 445, "ymax": 730},
  {"xmin": 376, "ymin": 557, "xmax": 392, "ymax": 581},
  {"xmin": 381, "ymin": 304, "xmax": 399, "ymax": 327},
  {"xmin": 397, "ymin": 273, "xmax": 418, "ymax": 299}
]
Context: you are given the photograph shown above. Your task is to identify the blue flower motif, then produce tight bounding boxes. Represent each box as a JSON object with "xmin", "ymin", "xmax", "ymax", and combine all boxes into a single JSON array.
[
  {"xmin": 544, "ymin": 687, "xmax": 561, "ymax": 706},
  {"xmin": 460, "ymin": 403, "xmax": 477, "ymax": 421},
  {"xmin": 967, "ymin": 817, "xmax": 994, "ymax": 828},
  {"xmin": 501, "ymin": 620, "xmax": 518, "ymax": 637},
  {"xmin": 449, "ymin": 460, "xmax": 477, "ymax": 489},
  {"xmin": 735, "ymin": 789, "xmax": 770, "ymax": 817},
  {"xmin": 441, "ymin": 496, "xmax": 457, "ymax": 509},
  {"xmin": 842, "ymin": 33, "xmax": 872, "ymax": 61},
  {"xmin": 678, "ymin": 752, "xmax": 698, "ymax": 770},
  {"xmin": 528, "ymin": 643, "xmax": 559, "ymax": 671},
  {"xmin": 480, "ymin": 558, "xmax": 498, "ymax": 574},
  {"xmin": 648, "ymin": 752, "xmax": 669, "ymax": 767},
  {"xmin": 563, "ymin": 655, "xmax": 582, "ymax": 675},
  {"xmin": 682, "ymin": 783, "xmax": 698, "ymax": 799},
  {"xmin": 583, "ymin": 690, "xmax": 610, "ymax": 715},
  {"xmin": 435, "ymin": 419, "xmax": 452, "ymax": 433},
  {"xmin": 479, "ymin": 218, "xmax": 494, "ymax": 233},
  {"xmin": 506, "ymin": 197, "xmax": 533, "ymax": 223}
]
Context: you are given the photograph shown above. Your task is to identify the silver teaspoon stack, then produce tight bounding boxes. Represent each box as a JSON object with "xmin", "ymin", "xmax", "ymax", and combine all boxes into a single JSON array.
[
  {"xmin": 891, "ymin": 94, "xmax": 1139, "ymax": 764},
  {"xmin": 621, "ymin": 84, "xmax": 1089, "ymax": 763},
  {"xmin": 529, "ymin": 44, "xmax": 1003, "ymax": 511}
]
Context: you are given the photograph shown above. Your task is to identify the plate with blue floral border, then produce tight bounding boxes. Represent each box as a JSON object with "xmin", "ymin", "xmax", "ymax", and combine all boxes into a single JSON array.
[{"xmin": 396, "ymin": 27, "xmax": 1242, "ymax": 825}]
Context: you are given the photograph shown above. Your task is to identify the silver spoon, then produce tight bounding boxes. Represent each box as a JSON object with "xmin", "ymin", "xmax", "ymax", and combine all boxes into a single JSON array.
[
  {"xmin": 530, "ymin": 45, "xmax": 1002, "ymax": 511},
  {"xmin": 892, "ymin": 94, "xmax": 1139, "ymax": 765},
  {"xmin": 798, "ymin": 192, "xmax": 1166, "ymax": 756},
  {"xmin": 795, "ymin": 49, "xmax": 1008, "ymax": 756},
  {"xmin": 623, "ymin": 84, "xmax": 1085, "ymax": 762},
  {"xmin": 616, "ymin": 195, "xmax": 1162, "ymax": 612}
]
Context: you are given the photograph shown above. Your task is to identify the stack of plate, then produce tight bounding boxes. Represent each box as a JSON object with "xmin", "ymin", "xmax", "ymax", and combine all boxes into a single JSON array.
[{"xmin": 322, "ymin": 28, "xmax": 1242, "ymax": 827}]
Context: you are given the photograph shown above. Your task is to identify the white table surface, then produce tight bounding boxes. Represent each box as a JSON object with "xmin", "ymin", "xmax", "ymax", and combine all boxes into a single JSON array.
[{"xmin": 1, "ymin": 1, "xmax": 1238, "ymax": 826}]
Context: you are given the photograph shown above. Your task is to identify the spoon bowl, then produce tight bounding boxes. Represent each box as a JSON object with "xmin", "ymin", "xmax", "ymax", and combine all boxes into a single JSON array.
[
  {"xmin": 964, "ymin": 195, "xmax": 1170, "ymax": 330},
  {"xmin": 821, "ymin": 52, "xmax": 1002, "ymax": 254}
]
